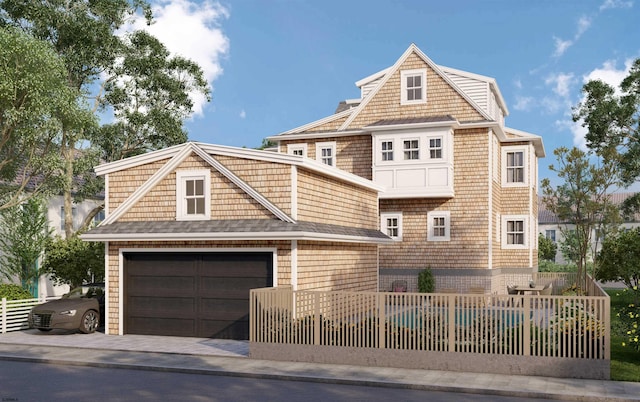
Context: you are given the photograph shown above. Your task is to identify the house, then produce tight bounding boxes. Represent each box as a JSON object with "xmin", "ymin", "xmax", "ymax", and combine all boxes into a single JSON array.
[
  {"xmin": 267, "ymin": 43, "xmax": 545, "ymax": 293},
  {"xmin": 81, "ymin": 142, "xmax": 389, "ymax": 339},
  {"xmin": 538, "ymin": 192, "xmax": 640, "ymax": 264}
]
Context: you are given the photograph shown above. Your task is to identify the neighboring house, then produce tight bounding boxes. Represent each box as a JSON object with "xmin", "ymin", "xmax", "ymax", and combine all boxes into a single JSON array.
[
  {"xmin": 267, "ymin": 43, "xmax": 545, "ymax": 293},
  {"xmin": 82, "ymin": 142, "xmax": 389, "ymax": 339},
  {"xmin": 538, "ymin": 192, "xmax": 640, "ymax": 264}
]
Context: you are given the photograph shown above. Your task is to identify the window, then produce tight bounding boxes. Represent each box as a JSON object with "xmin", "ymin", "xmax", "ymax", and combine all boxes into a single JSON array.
[
  {"xmin": 427, "ymin": 211, "xmax": 450, "ymax": 241},
  {"xmin": 316, "ymin": 142, "xmax": 336, "ymax": 166},
  {"xmin": 400, "ymin": 69, "xmax": 427, "ymax": 105},
  {"xmin": 93, "ymin": 210, "xmax": 106, "ymax": 225},
  {"xmin": 506, "ymin": 151, "xmax": 524, "ymax": 183},
  {"xmin": 381, "ymin": 141, "xmax": 393, "ymax": 161},
  {"xmin": 502, "ymin": 215, "xmax": 528, "ymax": 248},
  {"xmin": 545, "ymin": 229, "xmax": 556, "ymax": 242},
  {"xmin": 60, "ymin": 206, "xmax": 77, "ymax": 231},
  {"xmin": 176, "ymin": 170, "xmax": 211, "ymax": 220},
  {"xmin": 502, "ymin": 147, "xmax": 528, "ymax": 186},
  {"xmin": 288, "ymin": 143, "xmax": 307, "ymax": 157},
  {"xmin": 381, "ymin": 212, "xmax": 402, "ymax": 240},
  {"xmin": 429, "ymin": 138, "xmax": 442, "ymax": 159},
  {"xmin": 403, "ymin": 139, "xmax": 419, "ymax": 160}
]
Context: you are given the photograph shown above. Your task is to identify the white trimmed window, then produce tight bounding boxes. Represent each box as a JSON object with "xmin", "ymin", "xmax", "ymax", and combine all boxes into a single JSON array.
[
  {"xmin": 316, "ymin": 142, "xmax": 336, "ymax": 166},
  {"xmin": 429, "ymin": 137, "xmax": 442, "ymax": 159},
  {"xmin": 502, "ymin": 215, "xmax": 528, "ymax": 248},
  {"xmin": 401, "ymin": 69, "xmax": 427, "ymax": 105},
  {"xmin": 176, "ymin": 170, "xmax": 211, "ymax": 220},
  {"xmin": 381, "ymin": 212, "xmax": 402, "ymax": 240},
  {"xmin": 288, "ymin": 143, "xmax": 307, "ymax": 157},
  {"xmin": 403, "ymin": 139, "xmax": 419, "ymax": 160},
  {"xmin": 60, "ymin": 206, "xmax": 77, "ymax": 231},
  {"xmin": 427, "ymin": 211, "xmax": 450, "ymax": 241},
  {"xmin": 502, "ymin": 146, "xmax": 527, "ymax": 186},
  {"xmin": 381, "ymin": 140, "xmax": 394, "ymax": 161}
]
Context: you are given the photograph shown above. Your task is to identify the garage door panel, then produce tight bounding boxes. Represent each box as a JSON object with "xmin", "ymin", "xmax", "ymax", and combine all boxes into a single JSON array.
[
  {"xmin": 128, "ymin": 317, "xmax": 196, "ymax": 337},
  {"xmin": 124, "ymin": 252, "xmax": 272, "ymax": 339},
  {"xmin": 128, "ymin": 296, "xmax": 196, "ymax": 313}
]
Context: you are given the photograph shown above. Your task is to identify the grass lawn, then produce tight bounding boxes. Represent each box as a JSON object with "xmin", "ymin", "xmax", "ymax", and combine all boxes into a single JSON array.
[{"xmin": 607, "ymin": 288, "xmax": 640, "ymax": 382}]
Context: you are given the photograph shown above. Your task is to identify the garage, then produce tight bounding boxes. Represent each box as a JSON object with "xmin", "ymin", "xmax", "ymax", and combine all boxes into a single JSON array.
[{"xmin": 123, "ymin": 252, "xmax": 273, "ymax": 339}]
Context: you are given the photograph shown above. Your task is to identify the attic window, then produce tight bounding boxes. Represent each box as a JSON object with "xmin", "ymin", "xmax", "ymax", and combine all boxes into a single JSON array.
[
  {"xmin": 176, "ymin": 170, "xmax": 211, "ymax": 220},
  {"xmin": 401, "ymin": 69, "xmax": 427, "ymax": 105}
]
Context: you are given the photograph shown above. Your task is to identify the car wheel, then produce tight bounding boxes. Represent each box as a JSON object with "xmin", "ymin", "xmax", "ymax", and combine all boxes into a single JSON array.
[
  {"xmin": 37, "ymin": 328, "xmax": 52, "ymax": 332},
  {"xmin": 80, "ymin": 310, "xmax": 99, "ymax": 334}
]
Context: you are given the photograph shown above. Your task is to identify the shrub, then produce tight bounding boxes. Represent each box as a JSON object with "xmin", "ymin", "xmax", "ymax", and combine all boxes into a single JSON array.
[
  {"xmin": 418, "ymin": 267, "xmax": 435, "ymax": 293},
  {"xmin": 612, "ymin": 287, "xmax": 640, "ymax": 352},
  {"xmin": 0, "ymin": 283, "xmax": 34, "ymax": 300}
]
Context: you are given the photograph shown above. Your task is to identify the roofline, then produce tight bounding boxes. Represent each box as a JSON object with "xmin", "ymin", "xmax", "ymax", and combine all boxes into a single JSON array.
[
  {"xmin": 267, "ymin": 129, "xmax": 366, "ymax": 142},
  {"xmin": 366, "ymin": 119, "xmax": 459, "ymax": 132},
  {"xmin": 277, "ymin": 108, "xmax": 354, "ymax": 135},
  {"xmin": 80, "ymin": 231, "xmax": 394, "ymax": 244},
  {"xmin": 355, "ymin": 67, "xmax": 391, "ymax": 87},
  {"xmin": 94, "ymin": 141, "xmax": 384, "ymax": 192},
  {"xmin": 503, "ymin": 126, "xmax": 546, "ymax": 158},
  {"xmin": 438, "ymin": 65, "xmax": 509, "ymax": 116}
]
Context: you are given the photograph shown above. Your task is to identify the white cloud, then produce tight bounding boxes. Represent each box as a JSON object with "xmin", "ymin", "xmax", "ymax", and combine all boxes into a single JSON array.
[
  {"xmin": 545, "ymin": 72, "xmax": 576, "ymax": 98},
  {"xmin": 600, "ymin": 0, "xmax": 634, "ymax": 11},
  {"xmin": 513, "ymin": 79, "xmax": 522, "ymax": 90},
  {"xmin": 583, "ymin": 58, "xmax": 635, "ymax": 95},
  {"xmin": 127, "ymin": 0, "xmax": 230, "ymax": 116},
  {"xmin": 541, "ymin": 97, "xmax": 565, "ymax": 114},
  {"xmin": 513, "ymin": 96, "xmax": 534, "ymax": 111},
  {"xmin": 239, "ymin": 109, "xmax": 246, "ymax": 119},
  {"xmin": 553, "ymin": 36, "xmax": 573, "ymax": 57},
  {"xmin": 576, "ymin": 16, "xmax": 592, "ymax": 37}
]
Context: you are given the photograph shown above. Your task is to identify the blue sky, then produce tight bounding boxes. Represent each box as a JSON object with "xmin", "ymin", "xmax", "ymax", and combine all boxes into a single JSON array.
[{"xmin": 137, "ymin": 0, "xmax": 639, "ymax": 188}]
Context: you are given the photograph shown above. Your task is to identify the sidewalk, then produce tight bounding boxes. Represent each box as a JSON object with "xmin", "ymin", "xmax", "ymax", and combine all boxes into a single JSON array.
[{"xmin": 1, "ymin": 330, "xmax": 639, "ymax": 401}]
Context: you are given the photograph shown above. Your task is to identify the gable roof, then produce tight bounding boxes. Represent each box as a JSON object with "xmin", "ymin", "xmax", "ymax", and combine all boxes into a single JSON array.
[
  {"xmin": 338, "ymin": 43, "xmax": 493, "ymax": 131},
  {"xmin": 538, "ymin": 193, "xmax": 640, "ymax": 224}
]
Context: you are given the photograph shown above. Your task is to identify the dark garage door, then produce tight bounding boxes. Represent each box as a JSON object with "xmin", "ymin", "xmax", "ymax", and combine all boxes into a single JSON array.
[{"xmin": 124, "ymin": 252, "xmax": 273, "ymax": 339}]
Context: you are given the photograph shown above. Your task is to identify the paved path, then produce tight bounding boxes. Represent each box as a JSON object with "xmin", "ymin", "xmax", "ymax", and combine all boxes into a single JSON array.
[{"xmin": 1, "ymin": 330, "xmax": 639, "ymax": 401}]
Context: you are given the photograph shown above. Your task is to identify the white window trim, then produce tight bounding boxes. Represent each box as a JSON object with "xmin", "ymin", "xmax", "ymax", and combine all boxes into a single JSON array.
[
  {"xmin": 287, "ymin": 143, "xmax": 308, "ymax": 157},
  {"xmin": 427, "ymin": 210, "xmax": 450, "ymax": 241},
  {"xmin": 316, "ymin": 141, "xmax": 337, "ymax": 166},
  {"xmin": 502, "ymin": 146, "xmax": 528, "ymax": 187},
  {"xmin": 400, "ymin": 69, "xmax": 427, "ymax": 105},
  {"xmin": 428, "ymin": 136, "xmax": 443, "ymax": 160},
  {"xmin": 380, "ymin": 139, "xmax": 394, "ymax": 162},
  {"xmin": 501, "ymin": 215, "xmax": 528, "ymax": 249},
  {"xmin": 176, "ymin": 169, "xmax": 211, "ymax": 221},
  {"xmin": 381, "ymin": 212, "xmax": 402, "ymax": 241},
  {"xmin": 402, "ymin": 138, "xmax": 420, "ymax": 160}
]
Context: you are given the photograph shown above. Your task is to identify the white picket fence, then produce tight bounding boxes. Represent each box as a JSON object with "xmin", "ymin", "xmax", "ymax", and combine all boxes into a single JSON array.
[{"xmin": 1, "ymin": 296, "xmax": 60, "ymax": 334}]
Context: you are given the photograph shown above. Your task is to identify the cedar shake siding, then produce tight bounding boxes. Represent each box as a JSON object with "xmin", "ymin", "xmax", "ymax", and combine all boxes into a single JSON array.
[{"xmin": 297, "ymin": 167, "xmax": 378, "ymax": 229}]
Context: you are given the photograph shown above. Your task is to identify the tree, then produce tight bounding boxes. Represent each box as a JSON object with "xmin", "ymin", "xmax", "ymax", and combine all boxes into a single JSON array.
[
  {"xmin": 541, "ymin": 146, "xmax": 621, "ymax": 291},
  {"xmin": 0, "ymin": 27, "xmax": 92, "ymax": 209},
  {"xmin": 0, "ymin": 196, "xmax": 52, "ymax": 295},
  {"xmin": 538, "ymin": 233, "xmax": 557, "ymax": 262},
  {"xmin": 574, "ymin": 58, "xmax": 640, "ymax": 214},
  {"xmin": 596, "ymin": 228, "xmax": 640, "ymax": 289},
  {"xmin": 1, "ymin": 0, "xmax": 209, "ymax": 237},
  {"xmin": 42, "ymin": 236, "xmax": 104, "ymax": 289}
]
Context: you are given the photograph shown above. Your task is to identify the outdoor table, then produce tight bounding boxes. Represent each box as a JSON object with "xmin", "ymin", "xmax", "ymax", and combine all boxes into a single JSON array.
[{"xmin": 513, "ymin": 285, "xmax": 545, "ymax": 295}]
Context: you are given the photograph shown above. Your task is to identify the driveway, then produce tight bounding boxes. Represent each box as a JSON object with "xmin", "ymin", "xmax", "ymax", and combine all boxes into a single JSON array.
[{"xmin": 0, "ymin": 329, "xmax": 248, "ymax": 358}]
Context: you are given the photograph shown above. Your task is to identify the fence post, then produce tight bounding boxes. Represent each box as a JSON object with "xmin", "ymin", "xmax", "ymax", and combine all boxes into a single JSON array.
[
  {"xmin": 523, "ymin": 296, "xmax": 531, "ymax": 356},
  {"xmin": 378, "ymin": 292, "xmax": 386, "ymax": 349},
  {"xmin": 448, "ymin": 294, "xmax": 455, "ymax": 352},
  {"xmin": 313, "ymin": 292, "xmax": 320, "ymax": 346},
  {"xmin": 1, "ymin": 298, "xmax": 6, "ymax": 334}
]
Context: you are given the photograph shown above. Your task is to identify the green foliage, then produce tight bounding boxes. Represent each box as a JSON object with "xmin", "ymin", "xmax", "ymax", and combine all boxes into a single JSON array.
[
  {"xmin": 0, "ymin": 197, "xmax": 52, "ymax": 294},
  {"xmin": 541, "ymin": 146, "xmax": 621, "ymax": 291},
  {"xmin": 42, "ymin": 236, "xmax": 104, "ymax": 289},
  {"xmin": 537, "ymin": 260, "xmax": 575, "ymax": 272},
  {"xmin": 610, "ymin": 287, "xmax": 640, "ymax": 353},
  {"xmin": 0, "ymin": 27, "xmax": 86, "ymax": 208},
  {"xmin": 575, "ymin": 58, "xmax": 640, "ymax": 215},
  {"xmin": 597, "ymin": 228, "xmax": 640, "ymax": 289},
  {"xmin": 538, "ymin": 233, "xmax": 557, "ymax": 261},
  {"xmin": 0, "ymin": 283, "xmax": 33, "ymax": 300},
  {"xmin": 417, "ymin": 267, "xmax": 435, "ymax": 293}
]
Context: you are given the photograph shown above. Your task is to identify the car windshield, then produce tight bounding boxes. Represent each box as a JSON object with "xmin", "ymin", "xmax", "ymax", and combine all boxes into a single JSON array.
[{"xmin": 63, "ymin": 285, "xmax": 104, "ymax": 299}]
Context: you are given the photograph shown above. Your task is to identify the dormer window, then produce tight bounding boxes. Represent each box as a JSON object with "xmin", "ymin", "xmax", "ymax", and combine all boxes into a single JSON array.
[
  {"xmin": 176, "ymin": 170, "xmax": 211, "ymax": 220},
  {"xmin": 400, "ymin": 69, "xmax": 427, "ymax": 105}
]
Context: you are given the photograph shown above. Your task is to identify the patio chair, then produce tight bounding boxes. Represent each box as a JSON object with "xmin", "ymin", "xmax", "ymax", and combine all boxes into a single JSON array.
[
  {"xmin": 391, "ymin": 280, "xmax": 407, "ymax": 293},
  {"xmin": 506, "ymin": 285, "xmax": 520, "ymax": 307},
  {"xmin": 536, "ymin": 283, "xmax": 553, "ymax": 308}
]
